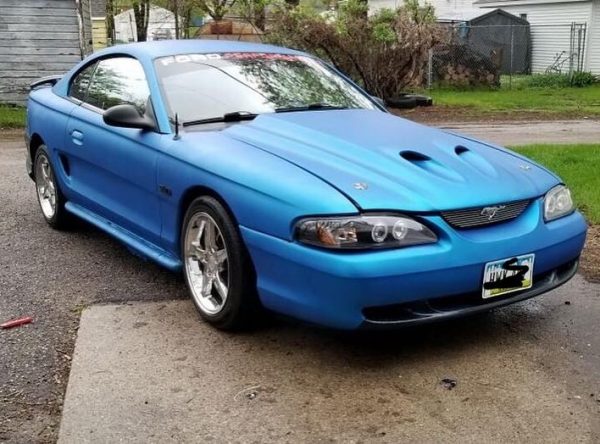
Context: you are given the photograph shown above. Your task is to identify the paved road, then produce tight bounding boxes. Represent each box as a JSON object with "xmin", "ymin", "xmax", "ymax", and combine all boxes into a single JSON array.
[
  {"xmin": 0, "ymin": 128, "xmax": 599, "ymax": 443},
  {"xmin": 437, "ymin": 119, "xmax": 600, "ymax": 146}
]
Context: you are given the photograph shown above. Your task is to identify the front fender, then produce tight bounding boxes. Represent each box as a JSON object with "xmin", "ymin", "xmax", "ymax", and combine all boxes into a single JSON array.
[{"xmin": 157, "ymin": 132, "xmax": 358, "ymax": 257}]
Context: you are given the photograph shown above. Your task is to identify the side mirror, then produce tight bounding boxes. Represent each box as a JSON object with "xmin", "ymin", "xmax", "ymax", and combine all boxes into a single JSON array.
[
  {"xmin": 103, "ymin": 104, "xmax": 155, "ymax": 131},
  {"xmin": 371, "ymin": 96, "xmax": 386, "ymax": 108}
]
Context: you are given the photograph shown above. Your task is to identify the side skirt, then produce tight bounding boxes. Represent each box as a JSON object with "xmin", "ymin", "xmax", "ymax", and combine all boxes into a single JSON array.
[{"xmin": 65, "ymin": 202, "xmax": 182, "ymax": 272}]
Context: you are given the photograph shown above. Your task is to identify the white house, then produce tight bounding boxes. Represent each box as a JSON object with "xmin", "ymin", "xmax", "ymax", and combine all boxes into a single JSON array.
[
  {"xmin": 476, "ymin": 0, "xmax": 600, "ymax": 73},
  {"xmin": 369, "ymin": 0, "xmax": 600, "ymax": 74},
  {"xmin": 114, "ymin": 5, "xmax": 177, "ymax": 43}
]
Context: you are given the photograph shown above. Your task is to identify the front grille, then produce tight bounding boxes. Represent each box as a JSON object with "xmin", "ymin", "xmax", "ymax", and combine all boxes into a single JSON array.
[{"xmin": 441, "ymin": 199, "xmax": 531, "ymax": 229}]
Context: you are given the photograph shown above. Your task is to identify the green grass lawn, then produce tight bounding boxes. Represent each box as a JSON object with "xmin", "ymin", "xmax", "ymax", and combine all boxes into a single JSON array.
[
  {"xmin": 513, "ymin": 144, "xmax": 600, "ymax": 224},
  {"xmin": 0, "ymin": 105, "xmax": 26, "ymax": 129},
  {"xmin": 430, "ymin": 84, "xmax": 600, "ymax": 117}
]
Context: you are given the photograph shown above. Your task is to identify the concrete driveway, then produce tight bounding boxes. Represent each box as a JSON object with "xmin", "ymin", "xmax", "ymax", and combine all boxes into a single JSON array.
[{"xmin": 59, "ymin": 284, "xmax": 599, "ymax": 443}]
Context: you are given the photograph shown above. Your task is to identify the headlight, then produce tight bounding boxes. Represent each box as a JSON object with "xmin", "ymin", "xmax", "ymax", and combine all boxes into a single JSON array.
[
  {"xmin": 295, "ymin": 215, "xmax": 437, "ymax": 249},
  {"xmin": 544, "ymin": 185, "xmax": 574, "ymax": 222}
]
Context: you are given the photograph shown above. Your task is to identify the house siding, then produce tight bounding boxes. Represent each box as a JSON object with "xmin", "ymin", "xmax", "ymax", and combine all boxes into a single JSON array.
[
  {"xmin": 480, "ymin": 2, "xmax": 593, "ymax": 73},
  {"xmin": 0, "ymin": 0, "xmax": 89, "ymax": 104},
  {"xmin": 586, "ymin": 0, "xmax": 600, "ymax": 72}
]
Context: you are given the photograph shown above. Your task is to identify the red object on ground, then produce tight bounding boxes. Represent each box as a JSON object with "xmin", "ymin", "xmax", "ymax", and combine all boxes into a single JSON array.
[{"xmin": 1, "ymin": 317, "xmax": 33, "ymax": 329}]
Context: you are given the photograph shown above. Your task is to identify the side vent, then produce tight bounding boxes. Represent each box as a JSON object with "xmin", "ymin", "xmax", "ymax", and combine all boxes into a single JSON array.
[
  {"xmin": 399, "ymin": 150, "xmax": 431, "ymax": 162},
  {"xmin": 59, "ymin": 154, "xmax": 70, "ymax": 176}
]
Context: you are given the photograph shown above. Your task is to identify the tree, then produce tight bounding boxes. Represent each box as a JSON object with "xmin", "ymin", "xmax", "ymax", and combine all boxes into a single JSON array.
[
  {"xmin": 106, "ymin": 0, "xmax": 115, "ymax": 44},
  {"xmin": 196, "ymin": 0, "xmax": 236, "ymax": 21},
  {"xmin": 132, "ymin": 0, "xmax": 151, "ymax": 41},
  {"xmin": 235, "ymin": 0, "xmax": 270, "ymax": 31},
  {"xmin": 164, "ymin": 0, "xmax": 193, "ymax": 38},
  {"xmin": 268, "ymin": 0, "xmax": 443, "ymax": 100}
]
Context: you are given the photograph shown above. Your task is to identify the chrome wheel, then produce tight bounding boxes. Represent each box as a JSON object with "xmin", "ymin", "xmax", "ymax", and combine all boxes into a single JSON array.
[
  {"xmin": 184, "ymin": 212, "xmax": 230, "ymax": 315},
  {"xmin": 35, "ymin": 153, "xmax": 57, "ymax": 220}
]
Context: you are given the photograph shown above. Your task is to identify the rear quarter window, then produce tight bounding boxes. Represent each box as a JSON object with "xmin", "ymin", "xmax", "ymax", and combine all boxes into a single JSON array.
[{"xmin": 69, "ymin": 63, "xmax": 97, "ymax": 102}]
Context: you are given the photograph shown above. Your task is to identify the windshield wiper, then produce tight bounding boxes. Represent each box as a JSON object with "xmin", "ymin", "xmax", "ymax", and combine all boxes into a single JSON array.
[
  {"xmin": 275, "ymin": 103, "xmax": 349, "ymax": 113},
  {"xmin": 182, "ymin": 111, "xmax": 258, "ymax": 127}
]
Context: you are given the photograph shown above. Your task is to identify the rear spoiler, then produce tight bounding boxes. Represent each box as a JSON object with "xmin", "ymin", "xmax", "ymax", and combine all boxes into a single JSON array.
[{"xmin": 30, "ymin": 75, "xmax": 63, "ymax": 91}]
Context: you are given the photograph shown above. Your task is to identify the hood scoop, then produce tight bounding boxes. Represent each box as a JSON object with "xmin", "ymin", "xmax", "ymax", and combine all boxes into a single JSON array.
[
  {"xmin": 399, "ymin": 150, "xmax": 465, "ymax": 183},
  {"xmin": 400, "ymin": 150, "xmax": 431, "ymax": 162},
  {"xmin": 455, "ymin": 145, "xmax": 469, "ymax": 155},
  {"xmin": 453, "ymin": 145, "xmax": 498, "ymax": 177}
]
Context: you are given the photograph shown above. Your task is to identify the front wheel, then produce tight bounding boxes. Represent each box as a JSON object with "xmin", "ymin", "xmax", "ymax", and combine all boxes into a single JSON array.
[{"xmin": 181, "ymin": 196, "xmax": 261, "ymax": 330}]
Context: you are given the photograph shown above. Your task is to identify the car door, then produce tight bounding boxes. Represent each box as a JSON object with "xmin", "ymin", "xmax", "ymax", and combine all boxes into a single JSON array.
[{"xmin": 63, "ymin": 56, "xmax": 163, "ymax": 246}]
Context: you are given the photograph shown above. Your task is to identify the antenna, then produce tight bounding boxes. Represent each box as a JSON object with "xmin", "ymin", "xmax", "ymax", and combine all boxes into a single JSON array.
[{"xmin": 174, "ymin": 113, "xmax": 180, "ymax": 140}]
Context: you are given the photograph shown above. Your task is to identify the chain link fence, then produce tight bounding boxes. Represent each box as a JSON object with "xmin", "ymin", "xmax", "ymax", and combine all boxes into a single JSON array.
[{"xmin": 426, "ymin": 22, "xmax": 588, "ymax": 89}]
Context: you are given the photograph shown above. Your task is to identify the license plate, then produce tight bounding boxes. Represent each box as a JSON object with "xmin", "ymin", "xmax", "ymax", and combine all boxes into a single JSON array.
[{"xmin": 482, "ymin": 254, "xmax": 535, "ymax": 299}]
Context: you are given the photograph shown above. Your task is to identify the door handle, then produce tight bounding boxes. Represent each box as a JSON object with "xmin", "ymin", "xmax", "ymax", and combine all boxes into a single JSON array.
[{"xmin": 71, "ymin": 130, "xmax": 84, "ymax": 146}]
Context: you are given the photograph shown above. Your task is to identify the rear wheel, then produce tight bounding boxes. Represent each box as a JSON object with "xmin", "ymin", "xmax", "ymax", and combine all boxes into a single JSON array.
[
  {"xmin": 34, "ymin": 145, "xmax": 70, "ymax": 229},
  {"xmin": 181, "ymin": 196, "xmax": 261, "ymax": 330}
]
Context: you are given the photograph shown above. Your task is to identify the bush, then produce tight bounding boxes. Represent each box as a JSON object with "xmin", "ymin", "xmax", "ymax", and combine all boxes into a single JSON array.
[
  {"xmin": 527, "ymin": 72, "xmax": 598, "ymax": 88},
  {"xmin": 571, "ymin": 71, "xmax": 598, "ymax": 87},
  {"xmin": 267, "ymin": 0, "xmax": 443, "ymax": 101}
]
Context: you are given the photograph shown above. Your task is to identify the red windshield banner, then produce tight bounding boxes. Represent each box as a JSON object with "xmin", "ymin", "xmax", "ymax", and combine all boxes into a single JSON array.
[{"xmin": 158, "ymin": 52, "xmax": 302, "ymax": 66}]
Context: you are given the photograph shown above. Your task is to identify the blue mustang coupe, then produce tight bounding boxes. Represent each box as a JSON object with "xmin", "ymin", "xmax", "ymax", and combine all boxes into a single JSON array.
[{"xmin": 26, "ymin": 40, "xmax": 587, "ymax": 330}]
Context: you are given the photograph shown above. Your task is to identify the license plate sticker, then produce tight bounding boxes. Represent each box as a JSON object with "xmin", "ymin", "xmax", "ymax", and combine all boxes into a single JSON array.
[{"xmin": 482, "ymin": 254, "xmax": 535, "ymax": 299}]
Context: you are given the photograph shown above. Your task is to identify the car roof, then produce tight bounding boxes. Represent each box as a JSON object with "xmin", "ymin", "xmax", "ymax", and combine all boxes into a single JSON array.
[{"xmin": 92, "ymin": 39, "xmax": 305, "ymax": 61}]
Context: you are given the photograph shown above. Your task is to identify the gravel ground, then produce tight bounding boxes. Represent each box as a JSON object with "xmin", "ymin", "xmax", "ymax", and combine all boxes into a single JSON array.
[
  {"xmin": 0, "ymin": 134, "xmax": 187, "ymax": 442},
  {"xmin": 393, "ymin": 106, "xmax": 600, "ymax": 124},
  {"xmin": 582, "ymin": 225, "xmax": 600, "ymax": 283},
  {"xmin": 1, "ymin": 130, "xmax": 599, "ymax": 443}
]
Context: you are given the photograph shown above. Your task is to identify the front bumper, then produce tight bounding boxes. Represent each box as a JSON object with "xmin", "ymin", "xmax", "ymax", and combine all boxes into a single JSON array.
[
  {"xmin": 241, "ymin": 200, "xmax": 587, "ymax": 330},
  {"xmin": 360, "ymin": 257, "xmax": 578, "ymax": 328}
]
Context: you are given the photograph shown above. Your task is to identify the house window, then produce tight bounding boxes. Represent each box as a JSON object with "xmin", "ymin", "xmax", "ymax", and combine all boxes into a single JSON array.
[{"xmin": 520, "ymin": 13, "xmax": 528, "ymax": 20}]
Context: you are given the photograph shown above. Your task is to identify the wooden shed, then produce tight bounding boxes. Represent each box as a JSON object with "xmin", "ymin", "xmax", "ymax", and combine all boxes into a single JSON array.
[{"xmin": 0, "ymin": 0, "xmax": 93, "ymax": 105}]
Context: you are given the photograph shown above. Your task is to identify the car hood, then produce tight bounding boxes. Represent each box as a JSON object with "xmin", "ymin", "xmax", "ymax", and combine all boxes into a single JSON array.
[{"xmin": 223, "ymin": 109, "xmax": 559, "ymax": 212}]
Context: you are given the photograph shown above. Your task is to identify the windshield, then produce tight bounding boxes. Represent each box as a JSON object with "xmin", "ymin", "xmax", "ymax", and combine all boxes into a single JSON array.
[{"xmin": 154, "ymin": 52, "xmax": 378, "ymax": 123}]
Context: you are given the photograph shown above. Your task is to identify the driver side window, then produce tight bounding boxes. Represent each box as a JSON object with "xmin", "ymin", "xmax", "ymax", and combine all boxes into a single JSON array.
[{"xmin": 71, "ymin": 57, "xmax": 150, "ymax": 114}]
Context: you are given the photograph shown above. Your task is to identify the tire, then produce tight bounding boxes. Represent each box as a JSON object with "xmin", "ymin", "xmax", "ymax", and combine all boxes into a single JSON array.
[
  {"xmin": 181, "ymin": 196, "xmax": 261, "ymax": 330},
  {"xmin": 33, "ymin": 145, "xmax": 71, "ymax": 230},
  {"xmin": 385, "ymin": 96, "xmax": 418, "ymax": 109},
  {"xmin": 410, "ymin": 94, "xmax": 433, "ymax": 107}
]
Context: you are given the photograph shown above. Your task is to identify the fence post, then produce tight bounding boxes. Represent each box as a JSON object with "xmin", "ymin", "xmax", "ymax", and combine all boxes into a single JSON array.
[
  {"xmin": 509, "ymin": 24, "xmax": 514, "ymax": 90},
  {"xmin": 427, "ymin": 48, "xmax": 433, "ymax": 90},
  {"xmin": 569, "ymin": 22, "xmax": 579, "ymax": 80}
]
